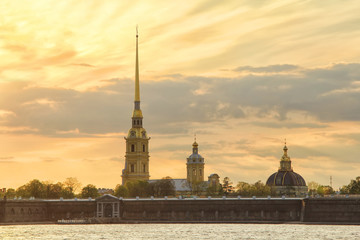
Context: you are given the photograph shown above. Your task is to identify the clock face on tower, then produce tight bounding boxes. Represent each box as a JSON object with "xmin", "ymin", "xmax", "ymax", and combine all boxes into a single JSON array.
[{"xmin": 130, "ymin": 131, "xmax": 136, "ymax": 137}]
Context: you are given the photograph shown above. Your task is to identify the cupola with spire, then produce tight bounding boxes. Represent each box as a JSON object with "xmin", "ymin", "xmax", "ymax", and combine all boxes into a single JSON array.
[
  {"xmin": 186, "ymin": 135, "xmax": 205, "ymax": 184},
  {"xmin": 266, "ymin": 140, "xmax": 308, "ymax": 196}
]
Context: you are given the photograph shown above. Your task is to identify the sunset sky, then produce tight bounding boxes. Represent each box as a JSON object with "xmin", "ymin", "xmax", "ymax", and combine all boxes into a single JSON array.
[{"xmin": 1, "ymin": 0, "xmax": 360, "ymax": 191}]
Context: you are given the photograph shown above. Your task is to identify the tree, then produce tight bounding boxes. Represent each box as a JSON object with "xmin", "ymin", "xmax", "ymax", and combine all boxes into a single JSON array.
[
  {"xmin": 16, "ymin": 179, "xmax": 46, "ymax": 198},
  {"xmin": 114, "ymin": 184, "xmax": 129, "ymax": 197},
  {"xmin": 150, "ymin": 177, "xmax": 176, "ymax": 197},
  {"xmin": 206, "ymin": 183, "xmax": 222, "ymax": 196},
  {"xmin": 6, "ymin": 188, "xmax": 16, "ymax": 198},
  {"xmin": 236, "ymin": 181, "xmax": 252, "ymax": 196},
  {"xmin": 81, "ymin": 184, "xmax": 99, "ymax": 198},
  {"xmin": 44, "ymin": 182, "xmax": 64, "ymax": 199},
  {"xmin": 64, "ymin": 177, "xmax": 81, "ymax": 194},
  {"xmin": 340, "ymin": 176, "xmax": 360, "ymax": 194},
  {"xmin": 317, "ymin": 185, "xmax": 335, "ymax": 196},
  {"xmin": 236, "ymin": 181, "xmax": 271, "ymax": 197},
  {"xmin": 222, "ymin": 177, "xmax": 234, "ymax": 196},
  {"xmin": 308, "ymin": 181, "xmax": 320, "ymax": 196},
  {"xmin": 126, "ymin": 180, "xmax": 150, "ymax": 197},
  {"xmin": 61, "ymin": 187, "xmax": 75, "ymax": 199}
]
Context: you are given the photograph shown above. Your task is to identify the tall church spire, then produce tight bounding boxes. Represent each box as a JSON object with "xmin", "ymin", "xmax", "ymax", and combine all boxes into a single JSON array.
[
  {"xmin": 122, "ymin": 27, "xmax": 150, "ymax": 185},
  {"xmin": 135, "ymin": 25, "xmax": 140, "ymax": 102},
  {"xmin": 132, "ymin": 26, "xmax": 143, "ymax": 124}
]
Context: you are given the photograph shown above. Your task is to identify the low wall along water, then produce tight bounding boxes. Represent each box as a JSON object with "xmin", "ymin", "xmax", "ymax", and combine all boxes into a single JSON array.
[{"xmin": 0, "ymin": 196, "xmax": 359, "ymax": 224}]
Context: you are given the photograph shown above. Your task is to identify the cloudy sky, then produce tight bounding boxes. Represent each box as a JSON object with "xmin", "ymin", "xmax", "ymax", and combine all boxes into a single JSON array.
[{"xmin": 1, "ymin": 0, "xmax": 360, "ymax": 190}]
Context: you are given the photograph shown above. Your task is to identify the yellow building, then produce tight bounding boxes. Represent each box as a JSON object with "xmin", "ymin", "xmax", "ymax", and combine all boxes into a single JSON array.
[
  {"xmin": 186, "ymin": 140, "xmax": 205, "ymax": 185},
  {"xmin": 121, "ymin": 29, "xmax": 150, "ymax": 185}
]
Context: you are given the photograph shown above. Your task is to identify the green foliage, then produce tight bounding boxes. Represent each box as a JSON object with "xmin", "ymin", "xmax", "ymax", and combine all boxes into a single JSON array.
[
  {"xmin": 206, "ymin": 184, "xmax": 222, "ymax": 196},
  {"xmin": 64, "ymin": 177, "xmax": 81, "ymax": 194},
  {"xmin": 61, "ymin": 187, "xmax": 75, "ymax": 199},
  {"xmin": 81, "ymin": 184, "xmax": 99, "ymax": 198},
  {"xmin": 340, "ymin": 176, "xmax": 360, "ymax": 194},
  {"xmin": 125, "ymin": 180, "xmax": 150, "ymax": 197},
  {"xmin": 236, "ymin": 181, "xmax": 271, "ymax": 197},
  {"xmin": 17, "ymin": 179, "xmax": 46, "ymax": 199},
  {"xmin": 308, "ymin": 181, "xmax": 335, "ymax": 196},
  {"xmin": 114, "ymin": 184, "xmax": 129, "ymax": 197},
  {"xmin": 5, "ymin": 188, "xmax": 16, "ymax": 198},
  {"xmin": 45, "ymin": 182, "xmax": 64, "ymax": 199},
  {"xmin": 149, "ymin": 177, "xmax": 176, "ymax": 197},
  {"xmin": 13, "ymin": 178, "xmax": 83, "ymax": 199},
  {"xmin": 222, "ymin": 177, "xmax": 234, "ymax": 196}
]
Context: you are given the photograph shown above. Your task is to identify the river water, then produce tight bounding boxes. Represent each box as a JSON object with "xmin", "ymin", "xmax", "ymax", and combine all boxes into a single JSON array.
[{"xmin": 0, "ymin": 224, "xmax": 359, "ymax": 239}]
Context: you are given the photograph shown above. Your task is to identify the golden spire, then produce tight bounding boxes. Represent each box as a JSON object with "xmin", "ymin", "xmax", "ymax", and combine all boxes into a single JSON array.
[
  {"xmin": 132, "ymin": 26, "xmax": 143, "ymax": 120},
  {"xmin": 135, "ymin": 25, "xmax": 140, "ymax": 102}
]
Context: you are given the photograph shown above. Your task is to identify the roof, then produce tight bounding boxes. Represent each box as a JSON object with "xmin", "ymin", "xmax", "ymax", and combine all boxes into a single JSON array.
[
  {"xmin": 149, "ymin": 179, "xmax": 192, "ymax": 192},
  {"xmin": 266, "ymin": 171, "xmax": 306, "ymax": 186}
]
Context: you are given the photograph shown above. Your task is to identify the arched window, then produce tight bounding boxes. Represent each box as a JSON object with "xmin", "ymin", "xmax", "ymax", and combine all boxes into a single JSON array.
[
  {"xmin": 193, "ymin": 168, "xmax": 196, "ymax": 176},
  {"xmin": 131, "ymin": 144, "xmax": 135, "ymax": 152},
  {"xmin": 199, "ymin": 169, "xmax": 202, "ymax": 177},
  {"xmin": 143, "ymin": 164, "xmax": 146, "ymax": 172},
  {"xmin": 142, "ymin": 144, "xmax": 145, "ymax": 152},
  {"xmin": 131, "ymin": 164, "xmax": 135, "ymax": 173}
]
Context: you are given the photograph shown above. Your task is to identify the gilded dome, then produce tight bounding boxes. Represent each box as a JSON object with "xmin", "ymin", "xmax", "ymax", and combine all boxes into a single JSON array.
[
  {"xmin": 187, "ymin": 141, "xmax": 204, "ymax": 163},
  {"xmin": 266, "ymin": 171, "xmax": 306, "ymax": 186},
  {"xmin": 266, "ymin": 143, "xmax": 306, "ymax": 187}
]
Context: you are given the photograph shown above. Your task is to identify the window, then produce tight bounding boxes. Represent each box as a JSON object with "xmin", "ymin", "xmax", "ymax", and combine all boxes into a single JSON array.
[
  {"xmin": 131, "ymin": 164, "xmax": 135, "ymax": 173},
  {"xmin": 193, "ymin": 168, "xmax": 196, "ymax": 176},
  {"xmin": 143, "ymin": 164, "xmax": 146, "ymax": 172},
  {"xmin": 143, "ymin": 144, "xmax": 145, "ymax": 152},
  {"xmin": 131, "ymin": 144, "xmax": 135, "ymax": 152},
  {"xmin": 199, "ymin": 169, "xmax": 202, "ymax": 176}
]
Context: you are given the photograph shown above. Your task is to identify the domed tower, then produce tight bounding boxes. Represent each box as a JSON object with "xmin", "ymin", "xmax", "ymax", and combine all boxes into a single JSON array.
[
  {"xmin": 266, "ymin": 142, "xmax": 308, "ymax": 196},
  {"xmin": 187, "ymin": 139, "xmax": 205, "ymax": 185},
  {"xmin": 122, "ymin": 28, "xmax": 150, "ymax": 185}
]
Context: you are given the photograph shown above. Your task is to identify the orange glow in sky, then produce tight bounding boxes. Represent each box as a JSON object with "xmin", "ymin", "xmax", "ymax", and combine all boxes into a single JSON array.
[{"xmin": 1, "ymin": 0, "xmax": 360, "ymax": 190}]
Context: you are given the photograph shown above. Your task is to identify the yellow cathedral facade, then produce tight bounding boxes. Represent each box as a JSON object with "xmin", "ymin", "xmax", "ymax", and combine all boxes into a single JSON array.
[
  {"xmin": 121, "ymin": 29, "xmax": 220, "ymax": 193},
  {"xmin": 121, "ymin": 29, "xmax": 150, "ymax": 185}
]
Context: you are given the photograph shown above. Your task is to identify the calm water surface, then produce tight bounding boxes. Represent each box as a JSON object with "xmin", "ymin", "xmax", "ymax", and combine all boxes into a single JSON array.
[{"xmin": 0, "ymin": 224, "xmax": 359, "ymax": 240}]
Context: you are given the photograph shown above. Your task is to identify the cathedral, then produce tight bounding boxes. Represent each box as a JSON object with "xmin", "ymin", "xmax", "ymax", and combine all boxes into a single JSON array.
[
  {"xmin": 121, "ymin": 29, "xmax": 150, "ymax": 185},
  {"xmin": 121, "ymin": 30, "xmax": 306, "ymax": 196}
]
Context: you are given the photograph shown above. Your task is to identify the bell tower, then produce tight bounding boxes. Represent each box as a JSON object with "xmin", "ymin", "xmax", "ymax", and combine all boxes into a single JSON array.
[
  {"xmin": 122, "ymin": 27, "xmax": 150, "ymax": 185},
  {"xmin": 186, "ymin": 137, "xmax": 205, "ymax": 184}
]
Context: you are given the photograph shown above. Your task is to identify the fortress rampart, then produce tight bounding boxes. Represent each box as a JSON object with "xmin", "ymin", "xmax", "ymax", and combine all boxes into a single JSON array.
[{"xmin": 0, "ymin": 196, "xmax": 359, "ymax": 224}]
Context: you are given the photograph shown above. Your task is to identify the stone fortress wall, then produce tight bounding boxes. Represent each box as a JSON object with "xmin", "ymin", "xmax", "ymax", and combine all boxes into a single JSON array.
[{"xmin": 1, "ymin": 196, "xmax": 359, "ymax": 224}]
